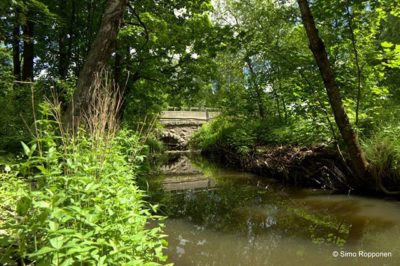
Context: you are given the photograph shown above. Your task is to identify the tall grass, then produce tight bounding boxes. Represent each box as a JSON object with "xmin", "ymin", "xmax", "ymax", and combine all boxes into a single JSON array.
[{"xmin": 362, "ymin": 124, "xmax": 400, "ymax": 193}]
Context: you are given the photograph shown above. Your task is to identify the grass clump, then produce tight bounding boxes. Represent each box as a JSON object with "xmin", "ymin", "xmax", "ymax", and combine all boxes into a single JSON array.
[{"xmin": 362, "ymin": 124, "xmax": 400, "ymax": 191}]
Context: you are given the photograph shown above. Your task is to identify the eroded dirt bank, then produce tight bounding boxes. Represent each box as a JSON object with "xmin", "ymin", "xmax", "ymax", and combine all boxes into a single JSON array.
[{"xmin": 202, "ymin": 144, "xmax": 399, "ymax": 196}]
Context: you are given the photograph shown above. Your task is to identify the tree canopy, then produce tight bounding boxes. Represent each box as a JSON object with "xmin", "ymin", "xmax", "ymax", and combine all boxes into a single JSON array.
[{"xmin": 1, "ymin": 0, "xmax": 400, "ymax": 173}]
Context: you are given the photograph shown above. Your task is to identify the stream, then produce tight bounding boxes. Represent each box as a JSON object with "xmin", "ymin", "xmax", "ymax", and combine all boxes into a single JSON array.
[{"xmin": 149, "ymin": 153, "xmax": 400, "ymax": 266}]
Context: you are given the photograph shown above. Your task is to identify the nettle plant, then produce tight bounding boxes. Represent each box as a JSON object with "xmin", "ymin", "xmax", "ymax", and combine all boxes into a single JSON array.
[{"xmin": 0, "ymin": 102, "xmax": 169, "ymax": 265}]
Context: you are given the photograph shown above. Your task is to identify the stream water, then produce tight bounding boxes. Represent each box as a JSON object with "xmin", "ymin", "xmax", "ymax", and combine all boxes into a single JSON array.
[{"xmin": 149, "ymin": 153, "xmax": 400, "ymax": 266}]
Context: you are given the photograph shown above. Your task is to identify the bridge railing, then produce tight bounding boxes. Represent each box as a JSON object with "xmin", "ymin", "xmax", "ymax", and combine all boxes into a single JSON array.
[
  {"xmin": 161, "ymin": 110, "xmax": 220, "ymax": 122},
  {"xmin": 167, "ymin": 106, "xmax": 220, "ymax": 112}
]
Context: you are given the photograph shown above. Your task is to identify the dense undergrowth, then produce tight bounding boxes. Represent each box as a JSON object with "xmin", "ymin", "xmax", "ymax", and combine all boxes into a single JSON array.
[
  {"xmin": 0, "ymin": 103, "xmax": 169, "ymax": 265},
  {"xmin": 190, "ymin": 116, "xmax": 333, "ymax": 154}
]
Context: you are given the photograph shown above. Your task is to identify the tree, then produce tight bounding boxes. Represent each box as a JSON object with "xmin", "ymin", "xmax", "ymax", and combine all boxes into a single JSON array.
[
  {"xmin": 115, "ymin": 0, "xmax": 222, "ymax": 123},
  {"xmin": 64, "ymin": 0, "xmax": 128, "ymax": 126},
  {"xmin": 22, "ymin": 10, "xmax": 34, "ymax": 81},
  {"xmin": 11, "ymin": 9, "xmax": 21, "ymax": 80},
  {"xmin": 297, "ymin": 0, "xmax": 369, "ymax": 179}
]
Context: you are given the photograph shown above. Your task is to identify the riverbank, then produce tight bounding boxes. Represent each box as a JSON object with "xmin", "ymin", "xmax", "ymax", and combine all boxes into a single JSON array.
[{"xmin": 201, "ymin": 144, "xmax": 400, "ymax": 197}]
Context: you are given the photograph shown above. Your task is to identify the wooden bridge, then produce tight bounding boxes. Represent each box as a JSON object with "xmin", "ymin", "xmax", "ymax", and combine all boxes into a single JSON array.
[{"xmin": 160, "ymin": 108, "xmax": 219, "ymax": 150}]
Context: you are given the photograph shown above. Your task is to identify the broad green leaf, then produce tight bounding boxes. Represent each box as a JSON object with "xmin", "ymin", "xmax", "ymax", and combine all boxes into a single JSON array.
[
  {"xmin": 50, "ymin": 236, "xmax": 64, "ymax": 249},
  {"xmin": 98, "ymin": 255, "xmax": 107, "ymax": 266},
  {"xmin": 60, "ymin": 258, "xmax": 74, "ymax": 266},
  {"xmin": 21, "ymin": 141, "xmax": 30, "ymax": 156},
  {"xmin": 16, "ymin": 196, "xmax": 32, "ymax": 216},
  {"xmin": 49, "ymin": 221, "xmax": 59, "ymax": 231},
  {"xmin": 30, "ymin": 246, "xmax": 55, "ymax": 257},
  {"xmin": 35, "ymin": 201, "xmax": 50, "ymax": 209}
]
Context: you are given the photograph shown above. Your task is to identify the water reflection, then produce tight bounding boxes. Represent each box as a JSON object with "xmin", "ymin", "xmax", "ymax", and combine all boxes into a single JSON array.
[
  {"xmin": 149, "ymin": 154, "xmax": 400, "ymax": 265},
  {"xmin": 160, "ymin": 155, "xmax": 215, "ymax": 192}
]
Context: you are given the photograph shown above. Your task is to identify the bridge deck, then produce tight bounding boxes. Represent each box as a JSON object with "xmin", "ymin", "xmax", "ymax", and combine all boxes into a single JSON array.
[{"xmin": 160, "ymin": 111, "xmax": 219, "ymax": 122}]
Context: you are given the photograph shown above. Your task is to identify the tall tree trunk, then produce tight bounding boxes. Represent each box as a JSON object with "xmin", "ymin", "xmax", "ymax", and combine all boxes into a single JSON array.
[
  {"xmin": 22, "ymin": 15, "xmax": 34, "ymax": 81},
  {"xmin": 12, "ymin": 23, "xmax": 21, "ymax": 80},
  {"xmin": 64, "ymin": 0, "xmax": 127, "ymax": 126},
  {"xmin": 297, "ymin": 0, "xmax": 369, "ymax": 179}
]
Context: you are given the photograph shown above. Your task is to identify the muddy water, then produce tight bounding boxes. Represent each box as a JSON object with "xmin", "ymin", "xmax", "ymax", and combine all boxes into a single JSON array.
[{"xmin": 149, "ymin": 154, "xmax": 400, "ymax": 266}]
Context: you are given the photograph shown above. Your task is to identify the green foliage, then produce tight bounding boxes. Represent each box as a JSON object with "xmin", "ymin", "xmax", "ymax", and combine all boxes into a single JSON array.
[
  {"xmin": 2, "ymin": 0, "xmax": 400, "ymax": 196},
  {"xmin": 268, "ymin": 118, "xmax": 334, "ymax": 145},
  {"xmin": 191, "ymin": 117, "xmax": 256, "ymax": 155},
  {"xmin": 0, "ymin": 46, "xmax": 34, "ymax": 151},
  {"xmin": 117, "ymin": 0, "xmax": 222, "ymax": 121},
  {"xmin": 380, "ymin": 41, "xmax": 400, "ymax": 68},
  {"xmin": 0, "ymin": 49, "xmax": 13, "ymax": 136},
  {"xmin": 209, "ymin": 0, "xmax": 400, "ymax": 155},
  {"xmin": 0, "ymin": 104, "xmax": 168, "ymax": 265},
  {"xmin": 144, "ymin": 137, "xmax": 165, "ymax": 155},
  {"xmin": 0, "ymin": 46, "xmax": 13, "ymax": 88},
  {"xmin": 363, "ymin": 124, "xmax": 400, "ymax": 185},
  {"xmin": 192, "ymin": 115, "xmax": 333, "ymax": 154},
  {"xmin": 0, "ymin": 81, "xmax": 54, "ymax": 152}
]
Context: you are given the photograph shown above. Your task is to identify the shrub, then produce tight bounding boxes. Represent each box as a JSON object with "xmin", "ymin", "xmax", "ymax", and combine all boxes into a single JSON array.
[{"xmin": 0, "ymin": 103, "xmax": 169, "ymax": 265}]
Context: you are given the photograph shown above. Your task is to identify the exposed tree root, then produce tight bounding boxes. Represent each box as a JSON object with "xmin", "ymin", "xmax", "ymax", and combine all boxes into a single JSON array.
[{"xmin": 242, "ymin": 145, "xmax": 354, "ymax": 191}]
